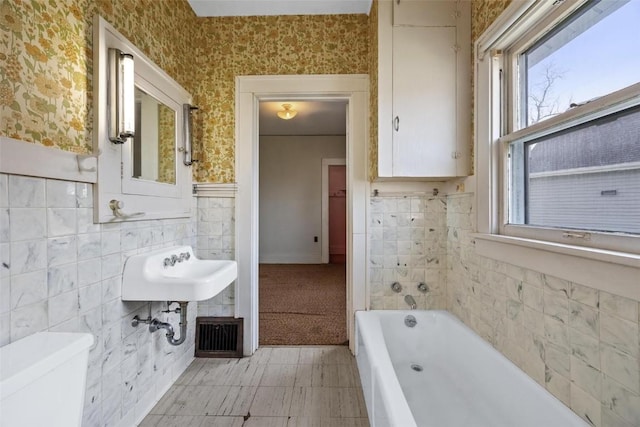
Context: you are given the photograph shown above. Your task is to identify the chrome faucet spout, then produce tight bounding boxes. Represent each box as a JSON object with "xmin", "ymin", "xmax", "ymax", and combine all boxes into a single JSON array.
[{"xmin": 404, "ymin": 294, "xmax": 417, "ymax": 310}]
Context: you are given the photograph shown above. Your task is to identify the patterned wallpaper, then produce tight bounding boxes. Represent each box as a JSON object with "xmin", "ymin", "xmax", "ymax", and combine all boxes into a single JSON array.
[
  {"xmin": 2, "ymin": 0, "xmax": 369, "ymax": 183},
  {"xmin": 0, "ymin": 0, "xmax": 196, "ymax": 154},
  {"xmin": 191, "ymin": 14, "xmax": 369, "ymax": 183},
  {"xmin": 472, "ymin": 0, "xmax": 512, "ymax": 43},
  {"xmin": 3, "ymin": 0, "xmax": 510, "ymax": 183},
  {"xmin": 368, "ymin": 0, "xmax": 379, "ymax": 182},
  {"xmin": 157, "ymin": 103, "xmax": 176, "ymax": 184}
]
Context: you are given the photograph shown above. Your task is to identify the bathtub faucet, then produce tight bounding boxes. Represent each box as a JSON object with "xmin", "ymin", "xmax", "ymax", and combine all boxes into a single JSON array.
[{"xmin": 404, "ymin": 294, "xmax": 417, "ymax": 310}]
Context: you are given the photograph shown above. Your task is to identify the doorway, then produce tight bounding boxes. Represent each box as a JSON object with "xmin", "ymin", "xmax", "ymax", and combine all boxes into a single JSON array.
[
  {"xmin": 258, "ymin": 101, "xmax": 347, "ymax": 345},
  {"xmin": 235, "ymin": 75, "xmax": 369, "ymax": 355}
]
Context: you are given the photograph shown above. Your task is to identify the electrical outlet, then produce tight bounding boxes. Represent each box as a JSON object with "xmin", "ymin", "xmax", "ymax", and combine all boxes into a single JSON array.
[{"xmin": 314, "ymin": 236, "xmax": 318, "ymax": 242}]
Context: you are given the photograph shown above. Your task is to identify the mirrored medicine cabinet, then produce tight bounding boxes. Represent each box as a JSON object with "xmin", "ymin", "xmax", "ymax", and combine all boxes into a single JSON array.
[{"xmin": 93, "ymin": 16, "xmax": 195, "ymax": 223}]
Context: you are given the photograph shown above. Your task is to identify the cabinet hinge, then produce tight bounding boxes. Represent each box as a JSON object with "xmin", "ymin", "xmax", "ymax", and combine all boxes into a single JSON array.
[
  {"xmin": 452, "ymin": 151, "xmax": 461, "ymax": 159},
  {"xmin": 120, "ymin": 162, "xmax": 123, "ymax": 178}
]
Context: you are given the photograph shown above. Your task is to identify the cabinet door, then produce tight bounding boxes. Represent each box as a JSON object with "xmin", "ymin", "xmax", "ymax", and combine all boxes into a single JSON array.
[
  {"xmin": 392, "ymin": 26, "xmax": 457, "ymax": 177},
  {"xmin": 393, "ymin": 0, "xmax": 457, "ymax": 27}
]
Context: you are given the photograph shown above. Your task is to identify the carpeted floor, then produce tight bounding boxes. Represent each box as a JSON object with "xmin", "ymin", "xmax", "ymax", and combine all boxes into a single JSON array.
[{"xmin": 259, "ymin": 263, "xmax": 347, "ymax": 346}]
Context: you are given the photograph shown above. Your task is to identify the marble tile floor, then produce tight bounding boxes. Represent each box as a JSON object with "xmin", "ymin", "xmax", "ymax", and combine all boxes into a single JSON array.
[{"xmin": 140, "ymin": 346, "xmax": 369, "ymax": 427}]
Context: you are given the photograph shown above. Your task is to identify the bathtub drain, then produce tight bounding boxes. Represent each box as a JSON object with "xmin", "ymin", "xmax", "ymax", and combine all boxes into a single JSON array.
[
  {"xmin": 404, "ymin": 315, "xmax": 417, "ymax": 328},
  {"xmin": 411, "ymin": 364, "xmax": 423, "ymax": 372}
]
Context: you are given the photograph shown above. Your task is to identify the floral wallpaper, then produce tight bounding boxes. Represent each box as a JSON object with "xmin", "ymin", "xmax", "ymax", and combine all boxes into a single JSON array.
[
  {"xmin": 1, "ymin": 0, "xmax": 92, "ymax": 152},
  {"xmin": 0, "ymin": 0, "xmax": 196, "ymax": 154},
  {"xmin": 192, "ymin": 14, "xmax": 370, "ymax": 183},
  {"xmin": 368, "ymin": 0, "xmax": 379, "ymax": 182},
  {"xmin": 2, "ymin": 0, "xmax": 369, "ymax": 183},
  {"xmin": 157, "ymin": 102, "xmax": 176, "ymax": 184},
  {"xmin": 1, "ymin": 0, "xmax": 514, "ymax": 183},
  {"xmin": 472, "ymin": 0, "xmax": 512, "ymax": 43}
]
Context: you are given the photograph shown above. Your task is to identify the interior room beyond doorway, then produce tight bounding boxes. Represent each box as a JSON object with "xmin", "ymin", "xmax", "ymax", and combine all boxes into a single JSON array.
[{"xmin": 258, "ymin": 100, "xmax": 348, "ymax": 346}]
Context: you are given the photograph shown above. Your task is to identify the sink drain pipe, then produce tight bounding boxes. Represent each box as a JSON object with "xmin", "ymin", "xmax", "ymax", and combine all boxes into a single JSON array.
[{"xmin": 132, "ymin": 301, "xmax": 189, "ymax": 346}]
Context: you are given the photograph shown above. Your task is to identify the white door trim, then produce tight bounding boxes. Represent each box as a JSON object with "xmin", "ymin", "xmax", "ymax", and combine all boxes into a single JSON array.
[
  {"xmin": 322, "ymin": 158, "xmax": 347, "ymax": 264},
  {"xmin": 235, "ymin": 74, "xmax": 369, "ymax": 355}
]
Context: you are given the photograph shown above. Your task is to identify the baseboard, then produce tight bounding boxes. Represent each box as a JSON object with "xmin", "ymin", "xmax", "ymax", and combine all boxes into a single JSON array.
[{"xmin": 259, "ymin": 254, "xmax": 322, "ymax": 264}]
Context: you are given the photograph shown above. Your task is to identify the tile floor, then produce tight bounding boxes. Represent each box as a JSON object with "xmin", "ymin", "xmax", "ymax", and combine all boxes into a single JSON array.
[{"xmin": 140, "ymin": 346, "xmax": 369, "ymax": 427}]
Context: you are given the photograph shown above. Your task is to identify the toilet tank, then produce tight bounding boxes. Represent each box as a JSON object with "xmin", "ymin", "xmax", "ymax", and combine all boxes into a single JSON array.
[{"xmin": 0, "ymin": 332, "xmax": 94, "ymax": 427}]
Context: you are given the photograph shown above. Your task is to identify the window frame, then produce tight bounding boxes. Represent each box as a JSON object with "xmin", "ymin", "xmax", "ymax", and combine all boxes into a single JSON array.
[
  {"xmin": 472, "ymin": 0, "xmax": 640, "ymax": 301},
  {"xmin": 490, "ymin": 0, "xmax": 640, "ymax": 256}
]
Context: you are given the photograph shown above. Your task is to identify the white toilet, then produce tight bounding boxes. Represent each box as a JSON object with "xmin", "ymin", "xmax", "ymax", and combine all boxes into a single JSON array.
[{"xmin": 0, "ymin": 332, "xmax": 94, "ymax": 427}]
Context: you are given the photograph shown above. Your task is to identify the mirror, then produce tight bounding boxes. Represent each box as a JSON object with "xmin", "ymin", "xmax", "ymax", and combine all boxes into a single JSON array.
[
  {"xmin": 133, "ymin": 87, "xmax": 176, "ymax": 184},
  {"xmin": 94, "ymin": 16, "xmax": 193, "ymax": 223}
]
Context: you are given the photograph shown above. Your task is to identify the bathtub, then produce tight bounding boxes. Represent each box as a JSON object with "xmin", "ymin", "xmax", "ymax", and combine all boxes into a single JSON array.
[{"xmin": 355, "ymin": 310, "xmax": 589, "ymax": 427}]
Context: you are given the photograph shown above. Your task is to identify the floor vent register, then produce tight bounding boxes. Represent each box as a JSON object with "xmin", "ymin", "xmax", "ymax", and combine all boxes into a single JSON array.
[{"xmin": 195, "ymin": 317, "xmax": 243, "ymax": 358}]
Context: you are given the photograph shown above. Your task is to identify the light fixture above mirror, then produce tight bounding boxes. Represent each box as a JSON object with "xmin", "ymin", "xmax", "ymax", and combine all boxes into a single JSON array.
[
  {"xmin": 276, "ymin": 103, "xmax": 297, "ymax": 120},
  {"xmin": 108, "ymin": 48, "xmax": 135, "ymax": 144}
]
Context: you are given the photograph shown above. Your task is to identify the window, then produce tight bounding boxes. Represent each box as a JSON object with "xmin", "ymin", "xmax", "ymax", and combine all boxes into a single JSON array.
[{"xmin": 498, "ymin": 0, "xmax": 640, "ymax": 254}]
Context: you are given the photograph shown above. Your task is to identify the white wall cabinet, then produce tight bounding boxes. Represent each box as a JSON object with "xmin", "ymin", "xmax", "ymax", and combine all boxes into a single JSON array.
[{"xmin": 378, "ymin": 0, "xmax": 471, "ymax": 178}]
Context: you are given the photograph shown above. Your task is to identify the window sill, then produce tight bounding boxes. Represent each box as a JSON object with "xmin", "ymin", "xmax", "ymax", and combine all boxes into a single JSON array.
[{"xmin": 472, "ymin": 233, "xmax": 640, "ymax": 301}]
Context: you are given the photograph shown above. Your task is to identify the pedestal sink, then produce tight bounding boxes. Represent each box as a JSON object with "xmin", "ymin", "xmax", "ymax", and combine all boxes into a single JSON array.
[{"xmin": 121, "ymin": 246, "xmax": 237, "ymax": 301}]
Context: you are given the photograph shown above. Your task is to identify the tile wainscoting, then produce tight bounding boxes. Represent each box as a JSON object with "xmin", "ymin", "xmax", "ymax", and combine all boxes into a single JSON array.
[
  {"xmin": 368, "ymin": 195, "xmax": 448, "ymax": 310},
  {"xmin": 0, "ymin": 173, "xmax": 198, "ymax": 427},
  {"xmin": 368, "ymin": 191, "xmax": 639, "ymax": 426},
  {"xmin": 2, "ymin": 174, "xmax": 638, "ymax": 427},
  {"xmin": 447, "ymin": 193, "xmax": 640, "ymax": 427},
  {"xmin": 195, "ymin": 196, "xmax": 236, "ymax": 317}
]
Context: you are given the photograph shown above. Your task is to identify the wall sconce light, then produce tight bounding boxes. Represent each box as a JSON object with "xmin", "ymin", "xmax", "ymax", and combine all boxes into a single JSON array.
[
  {"xmin": 276, "ymin": 103, "xmax": 297, "ymax": 120},
  {"xmin": 182, "ymin": 104, "xmax": 199, "ymax": 166},
  {"xmin": 109, "ymin": 48, "xmax": 135, "ymax": 144}
]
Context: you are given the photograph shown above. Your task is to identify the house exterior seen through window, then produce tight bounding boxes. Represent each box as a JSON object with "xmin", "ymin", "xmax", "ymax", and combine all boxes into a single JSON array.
[{"xmin": 505, "ymin": 0, "xmax": 640, "ymax": 246}]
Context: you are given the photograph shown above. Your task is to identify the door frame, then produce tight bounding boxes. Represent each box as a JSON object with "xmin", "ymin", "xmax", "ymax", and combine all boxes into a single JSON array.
[
  {"xmin": 235, "ymin": 75, "xmax": 369, "ymax": 355},
  {"xmin": 322, "ymin": 158, "xmax": 347, "ymax": 264}
]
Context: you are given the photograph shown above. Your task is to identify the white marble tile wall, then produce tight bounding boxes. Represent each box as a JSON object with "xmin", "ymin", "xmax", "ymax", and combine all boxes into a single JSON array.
[
  {"xmin": 369, "ymin": 195, "xmax": 447, "ymax": 310},
  {"xmin": 446, "ymin": 192, "xmax": 640, "ymax": 427},
  {"xmin": 195, "ymin": 197, "xmax": 236, "ymax": 317},
  {"xmin": 0, "ymin": 173, "xmax": 199, "ymax": 427}
]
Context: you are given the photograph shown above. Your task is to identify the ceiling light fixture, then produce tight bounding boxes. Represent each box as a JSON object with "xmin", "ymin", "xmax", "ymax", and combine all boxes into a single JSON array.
[{"xmin": 276, "ymin": 103, "xmax": 297, "ymax": 120}]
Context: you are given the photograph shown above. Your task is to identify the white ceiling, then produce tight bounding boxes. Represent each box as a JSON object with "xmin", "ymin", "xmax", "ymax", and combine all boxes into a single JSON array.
[
  {"xmin": 259, "ymin": 101, "xmax": 347, "ymax": 136},
  {"xmin": 187, "ymin": 0, "xmax": 373, "ymax": 17}
]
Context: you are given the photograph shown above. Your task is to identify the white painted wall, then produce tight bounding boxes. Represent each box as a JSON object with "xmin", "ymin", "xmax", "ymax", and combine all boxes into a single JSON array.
[{"xmin": 259, "ymin": 135, "xmax": 346, "ymax": 263}]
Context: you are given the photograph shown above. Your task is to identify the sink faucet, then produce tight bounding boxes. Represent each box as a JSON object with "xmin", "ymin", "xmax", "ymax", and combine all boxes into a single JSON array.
[
  {"xmin": 164, "ymin": 255, "xmax": 179, "ymax": 267},
  {"xmin": 404, "ymin": 294, "xmax": 417, "ymax": 310}
]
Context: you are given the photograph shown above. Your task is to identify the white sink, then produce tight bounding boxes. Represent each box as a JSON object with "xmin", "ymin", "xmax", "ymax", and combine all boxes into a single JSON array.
[{"xmin": 121, "ymin": 246, "xmax": 237, "ymax": 301}]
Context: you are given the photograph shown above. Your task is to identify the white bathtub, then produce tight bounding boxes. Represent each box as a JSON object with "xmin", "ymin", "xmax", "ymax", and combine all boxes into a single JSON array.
[{"xmin": 355, "ymin": 310, "xmax": 589, "ymax": 427}]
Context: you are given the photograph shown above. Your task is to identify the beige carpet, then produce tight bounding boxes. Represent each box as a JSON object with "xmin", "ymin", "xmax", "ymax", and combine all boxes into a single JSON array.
[{"xmin": 259, "ymin": 264, "xmax": 347, "ymax": 346}]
